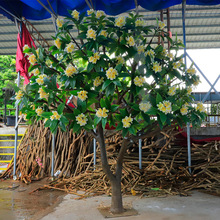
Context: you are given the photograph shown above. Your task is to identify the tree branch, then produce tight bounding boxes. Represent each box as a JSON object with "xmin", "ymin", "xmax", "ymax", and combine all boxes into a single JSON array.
[{"xmin": 96, "ymin": 124, "xmax": 115, "ymax": 182}]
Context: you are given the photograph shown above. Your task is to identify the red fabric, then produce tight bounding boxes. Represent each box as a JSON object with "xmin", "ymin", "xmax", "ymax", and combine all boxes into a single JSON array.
[
  {"xmin": 105, "ymin": 123, "xmax": 117, "ymax": 130},
  {"xmin": 16, "ymin": 22, "xmax": 36, "ymax": 84},
  {"xmin": 178, "ymin": 127, "xmax": 220, "ymax": 143}
]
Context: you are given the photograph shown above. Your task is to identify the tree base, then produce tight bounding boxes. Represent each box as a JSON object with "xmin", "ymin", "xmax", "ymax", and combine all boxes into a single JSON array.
[{"xmin": 98, "ymin": 206, "xmax": 138, "ymax": 218}]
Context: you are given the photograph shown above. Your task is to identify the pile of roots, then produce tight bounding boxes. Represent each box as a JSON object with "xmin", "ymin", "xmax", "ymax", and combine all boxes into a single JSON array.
[{"xmin": 1, "ymin": 122, "xmax": 220, "ymax": 197}]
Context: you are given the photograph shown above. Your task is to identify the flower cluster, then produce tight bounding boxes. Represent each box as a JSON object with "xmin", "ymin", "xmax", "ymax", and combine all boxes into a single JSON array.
[
  {"xmin": 139, "ymin": 102, "xmax": 151, "ymax": 113},
  {"xmin": 122, "ymin": 116, "xmax": 133, "ymax": 128},
  {"xmin": 116, "ymin": 56, "xmax": 125, "ymax": 65},
  {"xmin": 28, "ymin": 54, "xmax": 37, "ymax": 65},
  {"xmin": 65, "ymin": 42, "xmax": 75, "ymax": 53},
  {"xmin": 172, "ymin": 62, "xmax": 181, "ymax": 69},
  {"xmin": 38, "ymin": 88, "xmax": 49, "ymax": 99},
  {"xmin": 36, "ymin": 74, "xmax": 47, "ymax": 85},
  {"xmin": 187, "ymin": 67, "xmax": 196, "ymax": 74},
  {"xmin": 56, "ymin": 18, "xmax": 64, "ymax": 28},
  {"xmin": 158, "ymin": 21, "xmax": 166, "ymax": 29},
  {"xmin": 196, "ymin": 102, "xmax": 206, "ymax": 113},
  {"xmin": 96, "ymin": 10, "xmax": 105, "ymax": 19},
  {"xmin": 187, "ymin": 87, "xmax": 192, "ymax": 95},
  {"xmin": 36, "ymin": 156, "xmax": 44, "ymax": 168},
  {"xmin": 87, "ymin": 9, "xmax": 94, "ymax": 15},
  {"xmin": 167, "ymin": 52, "xmax": 173, "ymax": 59},
  {"xmin": 72, "ymin": 10, "xmax": 79, "ymax": 20},
  {"xmin": 35, "ymin": 107, "xmax": 44, "ymax": 116},
  {"xmin": 168, "ymin": 86, "xmax": 176, "ymax": 96},
  {"xmin": 93, "ymin": 76, "xmax": 104, "ymax": 87},
  {"xmin": 87, "ymin": 28, "xmax": 96, "ymax": 40},
  {"xmin": 100, "ymin": 30, "xmax": 107, "ymax": 37},
  {"xmin": 96, "ymin": 108, "xmax": 109, "ymax": 118},
  {"xmin": 137, "ymin": 45, "xmax": 145, "ymax": 54},
  {"xmin": 54, "ymin": 38, "xmax": 61, "ymax": 49},
  {"xmin": 115, "ymin": 16, "xmax": 126, "ymax": 27},
  {"xmin": 76, "ymin": 113, "xmax": 87, "ymax": 126},
  {"xmin": 23, "ymin": 44, "xmax": 31, "ymax": 55},
  {"xmin": 180, "ymin": 104, "xmax": 188, "ymax": 115},
  {"xmin": 134, "ymin": 76, "xmax": 145, "ymax": 87},
  {"xmin": 50, "ymin": 111, "xmax": 61, "ymax": 120},
  {"xmin": 145, "ymin": 49, "xmax": 155, "ymax": 57},
  {"xmin": 106, "ymin": 67, "xmax": 118, "ymax": 80},
  {"xmin": 152, "ymin": 62, "xmax": 162, "ymax": 73},
  {"xmin": 89, "ymin": 52, "xmax": 100, "ymax": 64},
  {"xmin": 157, "ymin": 100, "xmax": 172, "ymax": 114},
  {"xmin": 31, "ymin": 68, "xmax": 40, "ymax": 76},
  {"xmin": 135, "ymin": 19, "xmax": 145, "ymax": 26},
  {"xmin": 77, "ymin": 90, "xmax": 88, "ymax": 101},
  {"xmin": 15, "ymin": 90, "xmax": 23, "ymax": 100},
  {"xmin": 65, "ymin": 64, "xmax": 78, "ymax": 77},
  {"xmin": 126, "ymin": 36, "xmax": 135, "ymax": 47}
]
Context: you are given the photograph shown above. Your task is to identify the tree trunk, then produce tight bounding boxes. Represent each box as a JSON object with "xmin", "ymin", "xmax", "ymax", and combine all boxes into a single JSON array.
[
  {"xmin": 110, "ymin": 176, "xmax": 123, "ymax": 213},
  {"xmin": 96, "ymin": 124, "xmax": 128, "ymax": 214}
]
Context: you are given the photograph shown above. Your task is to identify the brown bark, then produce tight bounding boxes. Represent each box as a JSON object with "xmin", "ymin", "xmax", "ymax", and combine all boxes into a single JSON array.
[{"xmin": 96, "ymin": 124, "xmax": 129, "ymax": 214}]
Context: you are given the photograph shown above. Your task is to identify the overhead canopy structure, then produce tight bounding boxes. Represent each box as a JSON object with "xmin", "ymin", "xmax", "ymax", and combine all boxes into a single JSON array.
[{"xmin": 0, "ymin": 1, "xmax": 220, "ymax": 55}]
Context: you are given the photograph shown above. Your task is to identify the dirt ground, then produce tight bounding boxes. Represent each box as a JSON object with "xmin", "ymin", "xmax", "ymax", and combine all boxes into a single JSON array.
[
  {"xmin": 1, "ymin": 178, "xmax": 220, "ymax": 220},
  {"xmin": 0, "ymin": 178, "xmax": 65, "ymax": 220}
]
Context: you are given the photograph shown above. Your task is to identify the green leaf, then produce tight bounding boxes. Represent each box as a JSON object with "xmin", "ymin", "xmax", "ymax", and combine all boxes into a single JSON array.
[
  {"xmin": 113, "ymin": 80, "xmax": 122, "ymax": 87},
  {"xmin": 44, "ymin": 119, "xmax": 51, "ymax": 127},
  {"xmin": 57, "ymin": 103, "xmax": 65, "ymax": 115},
  {"xmin": 64, "ymin": 113, "xmax": 74, "ymax": 120},
  {"xmin": 106, "ymin": 83, "xmax": 115, "ymax": 97},
  {"xmin": 60, "ymin": 115, "xmax": 69, "ymax": 124},
  {"xmin": 72, "ymin": 122, "xmax": 81, "ymax": 132},
  {"xmin": 156, "ymin": 93, "xmax": 163, "ymax": 104},
  {"xmin": 141, "ymin": 112, "xmax": 150, "ymax": 123},
  {"xmin": 116, "ymin": 122, "xmax": 123, "ymax": 131},
  {"xmin": 172, "ymin": 105, "xmax": 179, "ymax": 112},
  {"xmin": 102, "ymin": 118, "xmax": 107, "ymax": 129},
  {"xmin": 102, "ymin": 79, "xmax": 112, "ymax": 90},
  {"xmin": 51, "ymin": 120, "xmax": 58, "ymax": 133},
  {"xmin": 111, "ymin": 104, "xmax": 119, "ymax": 112},
  {"xmin": 122, "ymin": 129, "xmax": 128, "ymax": 137},
  {"xmin": 59, "ymin": 121, "xmax": 66, "ymax": 131},
  {"xmin": 77, "ymin": 98, "xmax": 87, "ymax": 113},
  {"xmin": 69, "ymin": 79, "xmax": 76, "ymax": 89},
  {"xmin": 100, "ymin": 98, "xmax": 107, "ymax": 108},
  {"xmin": 94, "ymin": 116, "xmax": 102, "ymax": 126},
  {"xmin": 147, "ymin": 107, "xmax": 157, "ymax": 115},
  {"xmin": 119, "ymin": 109, "xmax": 128, "ymax": 117},
  {"xmin": 87, "ymin": 62, "xmax": 93, "ymax": 72},
  {"xmin": 160, "ymin": 113, "xmax": 167, "ymax": 125},
  {"xmin": 128, "ymin": 126, "xmax": 136, "ymax": 135},
  {"xmin": 41, "ymin": 112, "xmax": 53, "ymax": 118}
]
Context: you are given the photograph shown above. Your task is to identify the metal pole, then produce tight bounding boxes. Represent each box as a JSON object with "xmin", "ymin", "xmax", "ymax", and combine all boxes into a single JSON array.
[
  {"xmin": 182, "ymin": 0, "xmax": 191, "ymax": 173},
  {"xmin": 138, "ymin": 138, "xmax": 142, "ymax": 169},
  {"xmin": 182, "ymin": 0, "xmax": 187, "ymax": 67},
  {"xmin": 202, "ymin": 75, "xmax": 220, "ymax": 103},
  {"xmin": 186, "ymin": 52, "xmax": 220, "ymax": 97},
  {"xmin": 51, "ymin": 133, "xmax": 55, "ymax": 178},
  {"xmin": 13, "ymin": 71, "xmax": 20, "ymax": 179},
  {"xmin": 50, "ymin": 10, "xmax": 58, "ymax": 178},
  {"xmin": 93, "ymin": 137, "xmax": 96, "ymax": 169}
]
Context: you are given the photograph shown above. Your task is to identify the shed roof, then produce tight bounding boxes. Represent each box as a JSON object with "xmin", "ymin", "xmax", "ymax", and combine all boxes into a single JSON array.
[{"xmin": 0, "ymin": 4, "xmax": 220, "ymax": 55}]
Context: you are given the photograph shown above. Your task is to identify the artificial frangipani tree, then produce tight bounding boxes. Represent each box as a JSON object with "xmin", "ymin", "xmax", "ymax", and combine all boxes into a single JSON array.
[{"xmin": 15, "ymin": 10, "xmax": 206, "ymax": 213}]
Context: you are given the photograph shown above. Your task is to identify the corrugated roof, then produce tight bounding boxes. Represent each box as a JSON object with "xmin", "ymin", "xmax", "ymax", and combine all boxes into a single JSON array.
[{"xmin": 0, "ymin": 4, "xmax": 220, "ymax": 55}]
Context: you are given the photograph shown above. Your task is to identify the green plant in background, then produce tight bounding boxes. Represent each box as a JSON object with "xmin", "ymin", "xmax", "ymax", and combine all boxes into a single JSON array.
[
  {"xmin": 0, "ymin": 55, "xmax": 18, "ymax": 117},
  {"xmin": 16, "ymin": 10, "xmax": 206, "ymax": 213}
]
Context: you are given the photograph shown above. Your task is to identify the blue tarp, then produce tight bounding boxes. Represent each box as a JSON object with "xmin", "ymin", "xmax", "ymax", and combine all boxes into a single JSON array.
[{"xmin": 1, "ymin": 0, "xmax": 220, "ymax": 21}]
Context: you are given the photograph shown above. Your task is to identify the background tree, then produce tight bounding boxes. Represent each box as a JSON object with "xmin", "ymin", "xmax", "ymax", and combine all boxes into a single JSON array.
[
  {"xmin": 0, "ymin": 55, "xmax": 17, "ymax": 116},
  {"xmin": 17, "ymin": 10, "xmax": 206, "ymax": 214}
]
